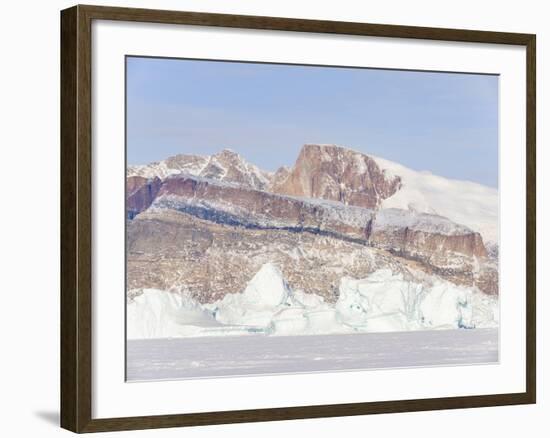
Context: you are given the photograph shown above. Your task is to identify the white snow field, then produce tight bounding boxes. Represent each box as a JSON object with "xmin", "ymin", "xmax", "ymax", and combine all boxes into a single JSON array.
[
  {"xmin": 126, "ymin": 328, "xmax": 498, "ymax": 381},
  {"xmin": 372, "ymin": 155, "xmax": 498, "ymax": 245},
  {"xmin": 127, "ymin": 263, "xmax": 498, "ymax": 339}
]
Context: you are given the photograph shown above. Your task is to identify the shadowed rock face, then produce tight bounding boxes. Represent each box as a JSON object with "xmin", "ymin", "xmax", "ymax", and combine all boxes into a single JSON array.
[
  {"xmin": 271, "ymin": 144, "xmax": 402, "ymax": 209},
  {"xmin": 126, "ymin": 176, "xmax": 162, "ymax": 220}
]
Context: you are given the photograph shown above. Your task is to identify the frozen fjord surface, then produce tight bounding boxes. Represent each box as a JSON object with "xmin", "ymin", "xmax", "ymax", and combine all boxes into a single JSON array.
[{"xmin": 126, "ymin": 327, "xmax": 498, "ymax": 381}]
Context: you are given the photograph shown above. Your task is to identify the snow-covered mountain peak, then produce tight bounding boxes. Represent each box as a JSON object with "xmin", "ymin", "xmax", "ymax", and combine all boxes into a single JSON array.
[
  {"xmin": 201, "ymin": 148, "xmax": 272, "ymax": 190},
  {"xmin": 127, "ymin": 153, "xmax": 209, "ymax": 180},
  {"xmin": 371, "ymin": 155, "xmax": 498, "ymax": 244},
  {"xmin": 127, "ymin": 148, "xmax": 273, "ymax": 191}
]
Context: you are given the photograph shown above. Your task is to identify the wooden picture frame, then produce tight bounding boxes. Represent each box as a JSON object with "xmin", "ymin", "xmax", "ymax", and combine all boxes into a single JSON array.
[{"xmin": 61, "ymin": 4, "xmax": 536, "ymax": 433}]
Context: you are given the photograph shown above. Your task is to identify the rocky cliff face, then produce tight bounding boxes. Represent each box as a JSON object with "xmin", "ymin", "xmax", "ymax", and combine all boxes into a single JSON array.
[
  {"xmin": 369, "ymin": 225, "xmax": 493, "ymax": 294},
  {"xmin": 271, "ymin": 144, "xmax": 402, "ymax": 209},
  {"xmin": 155, "ymin": 175, "xmax": 374, "ymax": 242},
  {"xmin": 369, "ymin": 208, "xmax": 488, "ymax": 267},
  {"xmin": 126, "ymin": 144, "xmax": 498, "ymax": 300},
  {"xmin": 154, "ymin": 173, "xmax": 487, "ymax": 251},
  {"xmin": 128, "ymin": 209, "xmax": 496, "ymax": 303},
  {"xmin": 126, "ymin": 176, "xmax": 162, "ymax": 220},
  {"xmin": 129, "ymin": 174, "xmax": 495, "ymax": 295}
]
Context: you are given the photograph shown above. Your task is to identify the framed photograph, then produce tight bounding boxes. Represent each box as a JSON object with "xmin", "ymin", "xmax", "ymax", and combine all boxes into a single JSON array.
[{"xmin": 60, "ymin": 4, "xmax": 536, "ymax": 433}]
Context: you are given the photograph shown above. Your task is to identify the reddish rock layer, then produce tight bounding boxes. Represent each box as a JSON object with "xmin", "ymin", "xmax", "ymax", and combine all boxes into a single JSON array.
[
  {"xmin": 126, "ymin": 176, "xmax": 162, "ymax": 220},
  {"xmin": 271, "ymin": 144, "xmax": 402, "ymax": 209},
  {"xmin": 157, "ymin": 176, "xmax": 373, "ymax": 242}
]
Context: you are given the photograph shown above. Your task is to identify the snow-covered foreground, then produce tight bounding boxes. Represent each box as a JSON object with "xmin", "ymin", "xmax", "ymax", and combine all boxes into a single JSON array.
[
  {"xmin": 126, "ymin": 328, "xmax": 498, "ymax": 381},
  {"xmin": 127, "ymin": 263, "xmax": 498, "ymax": 339}
]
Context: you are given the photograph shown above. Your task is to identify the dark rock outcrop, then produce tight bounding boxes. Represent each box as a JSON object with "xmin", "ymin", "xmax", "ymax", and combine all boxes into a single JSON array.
[{"xmin": 126, "ymin": 176, "xmax": 162, "ymax": 220}]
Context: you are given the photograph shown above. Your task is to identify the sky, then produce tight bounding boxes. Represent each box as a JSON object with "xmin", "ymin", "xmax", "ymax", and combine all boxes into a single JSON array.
[{"xmin": 126, "ymin": 56, "xmax": 499, "ymax": 187}]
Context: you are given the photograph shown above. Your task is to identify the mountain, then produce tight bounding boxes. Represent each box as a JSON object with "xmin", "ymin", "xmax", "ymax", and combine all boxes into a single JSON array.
[
  {"xmin": 269, "ymin": 144, "xmax": 498, "ymax": 245},
  {"xmin": 127, "ymin": 144, "xmax": 498, "ymax": 243},
  {"xmin": 148, "ymin": 174, "xmax": 490, "ymax": 282},
  {"xmin": 271, "ymin": 144, "xmax": 402, "ymax": 209},
  {"xmin": 126, "ymin": 143, "xmax": 499, "ymax": 336},
  {"xmin": 128, "ymin": 149, "xmax": 272, "ymax": 191}
]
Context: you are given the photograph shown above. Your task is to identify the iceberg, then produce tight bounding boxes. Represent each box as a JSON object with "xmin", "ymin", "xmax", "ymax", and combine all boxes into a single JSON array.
[{"xmin": 127, "ymin": 263, "xmax": 498, "ymax": 339}]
